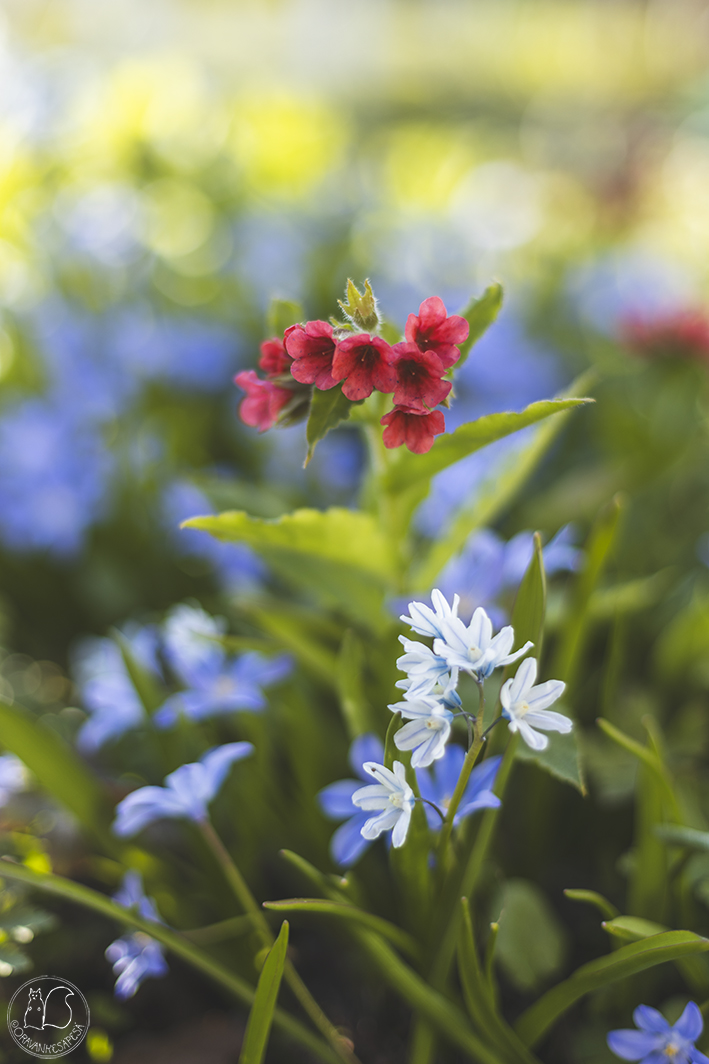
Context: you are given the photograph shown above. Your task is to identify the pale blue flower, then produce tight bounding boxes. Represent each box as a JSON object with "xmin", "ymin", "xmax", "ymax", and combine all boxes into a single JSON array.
[
  {"xmin": 74, "ymin": 637, "xmax": 147, "ymax": 752},
  {"xmin": 417, "ymin": 747, "xmax": 502, "ymax": 828},
  {"xmin": 433, "ymin": 604, "xmax": 533, "ymax": 681},
  {"xmin": 112, "ymin": 743, "xmax": 254, "ymax": 836},
  {"xmin": 396, "ymin": 636, "xmax": 452, "ymax": 697},
  {"xmin": 400, "ymin": 588, "xmax": 461, "ymax": 641},
  {"xmin": 154, "ymin": 651, "xmax": 291, "ymax": 728},
  {"xmin": 106, "ymin": 872, "xmax": 168, "ymax": 1000},
  {"xmin": 162, "ymin": 603, "xmax": 227, "ymax": 680},
  {"xmin": 0, "ymin": 754, "xmax": 27, "ymax": 804},
  {"xmin": 388, "ymin": 690, "xmax": 457, "ymax": 769},
  {"xmin": 607, "ymin": 1001, "xmax": 709, "ymax": 1063},
  {"xmin": 353, "ymin": 761, "xmax": 414, "ymax": 849},
  {"xmin": 500, "ymin": 657, "xmax": 569, "ymax": 751},
  {"xmin": 317, "ymin": 735, "xmax": 384, "ymax": 867}
]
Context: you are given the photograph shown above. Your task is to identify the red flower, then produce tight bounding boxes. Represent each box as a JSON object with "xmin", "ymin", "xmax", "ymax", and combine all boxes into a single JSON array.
[
  {"xmin": 405, "ymin": 296, "xmax": 469, "ymax": 369},
  {"xmin": 621, "ymin": 310, "xmax": 709, "ymax": 363},
  {"xmin": 284, "ymin": 320, "xmax": 338, "ymax": 390},
  {"xmin": 259, "ymin": 336, "xmax": 292, "ymax": 377},
  {"xmin": 234, "ymin": 370, "xmax": 292, "ymax": 432},
  {"xmin": 390, "ymin": 342, "xmax": 452, "ymax": 409},
  {"xmin": 331, "ymin": 333, "xmax": 397, "ymax": 401},
  {"xmin": 381, "ymin": 405, "xmax": 446, "ymax": 454}
]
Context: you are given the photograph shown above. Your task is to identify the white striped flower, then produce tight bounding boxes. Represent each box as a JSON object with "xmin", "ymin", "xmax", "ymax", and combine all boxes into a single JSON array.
[
  {"xmin": 352, "ymin": 761, "xmax": 414, "ymax": 848},
  {"xmin": 434, "ymin": 605, "xmax": 533, "ymax": 681},
  {"xmin": 500, "ymin": 658, "xmax": 570, "ymax": 751}
]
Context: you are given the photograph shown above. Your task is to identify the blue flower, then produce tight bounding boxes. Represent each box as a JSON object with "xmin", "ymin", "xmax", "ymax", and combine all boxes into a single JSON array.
[
  {"xmin": 106, "ymin": 871, "xmax": 168, "ymax": 1000},
  {"xmin": 73, "ymin": 632, "xmax": 158, "ymax": 752},
  {"xmin": 162, "ymin": 479, "xmax": 267, "ymax": 592},
  {"xmin": 0, "ymin": 399, "xmax": 113, "ymax": 557},
  {"xmin": 317, "ymin": 735, "xmax": 384, "ymax": 868},
  {"xmin": 607, "ymin": 1002, "xmax": 709, "ymax": 1063},
  {"xmin": 112, "ymin": 742, "xmax": 254, "ymax": 836},
  {"xmin": 154, "ymin": 650, "xmax": 291, "ymax": 727},
  {"xmin": 162, "ymin": 603, "xmax": 227, "ymax": 679},
  {"xmin": 417, "ymin": 747, "xmax": 501, "ymax": 829}
]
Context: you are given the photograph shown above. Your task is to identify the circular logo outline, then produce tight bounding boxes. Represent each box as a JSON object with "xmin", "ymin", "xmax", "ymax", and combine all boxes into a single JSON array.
[{"xmin": 7, "ymin": 974, "xmax": 90, "ymax": 1059}]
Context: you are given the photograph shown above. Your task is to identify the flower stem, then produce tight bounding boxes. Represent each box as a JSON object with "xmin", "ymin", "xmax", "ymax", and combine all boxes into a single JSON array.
[
  {"xmin": 437, "ymin": 682, "xmax": 486, "ymax": 857},
  {"xmin": 198, "ymin": 819, "xmax": 360, "ymax": 1064}
]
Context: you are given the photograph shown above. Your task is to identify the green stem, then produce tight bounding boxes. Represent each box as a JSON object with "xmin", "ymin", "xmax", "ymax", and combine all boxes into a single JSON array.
[
  {"xmin": 438, "ymin": 682, "xmax": 486, "ymax": 858},
  {"xmin": 198, "ymin": 820, "xmax": 360, "ymax": 1064},
  {"xmin": 0, "ymin": 859, "xmax": 342, "ymax": 1064}
]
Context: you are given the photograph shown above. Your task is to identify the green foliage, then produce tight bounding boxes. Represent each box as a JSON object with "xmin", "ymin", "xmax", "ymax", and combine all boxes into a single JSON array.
[
  {"xmin": 515, "ymin": 931, "xmax": 709, "ymax": 1049},
  {"xmin": 239, "ymin": 921, "xmax": 289, "ymax": 1064},
  {"xmin": 305, "ymin": 386, "xmax": 359, "ymax": 465},
  {"xmin": 0, "ymin": 701, "xmax": 116, "ymax": 852},
  {"xmin": 455, "ymin": 283, "xmax": 504, "ymax": 370},
  {"xmin": 493, "ymin": 878, "xmax": 568, "ymax": 993},
  {"xmin": 263, "ymin": 898, "xmax": 419, "ymax": 959},
  {"xmin": 267, "ymin": 298, "xmax": 304, "ymax": 337}
]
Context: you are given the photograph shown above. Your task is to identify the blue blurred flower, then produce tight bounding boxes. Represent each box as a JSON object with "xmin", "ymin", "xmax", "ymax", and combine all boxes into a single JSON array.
[
  {"xmin": 113, "ymin": 742, "xmax": 254, "ymax": 836},
  {"xmin": 607, "ymin": 1001, "xmax": 709, "ymax": 1063},
  {"xmin": 162, "ymin": 479, "xmax": 267, "ymax": 592},
  {"xmin": 73, "ymin": 627, "xmax": 159, "ymax": 752},
  {"xmin": 0, "ymin": 398, "xmax": 114, "ymax": 557},
  {"xmin": 162, "ymin": 603, "xmax": 227, "ymax": 679},
  {"xmin": 417, "ymin": 746, "xmax": 502, "ymax": 829},
  {"xmin": 318, "ymin": 734, "xmax": 384, "ymax": 868},
  {"xmin": 106, "ymin": 871, "xmax": 168, "ymax": 1000},
  {"xmin": 154, "ymin": 650, "xmax": 291, "ymax": 728},
  {"xmin": 0, "ymin": 754, "xmax": 28, "ymax": 804}
]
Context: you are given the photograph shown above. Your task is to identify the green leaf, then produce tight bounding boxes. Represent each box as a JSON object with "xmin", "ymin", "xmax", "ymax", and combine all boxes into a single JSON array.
[
  {"xmin": 510, "ymin": 531, "xmax": 546, "ymax": 656},
  {"xmin": 385, "ymin": 397, "xmax": 590, "ymax": 497},
  {"xmin": 262, "ymin": 899, "xmax": 419, "ymax": 960},
  {"xmin": 493, "ymin": 879, "xmax": 568, "ymax": 993},
  {"xmin": 413, "ymin": 374, "xmax": 595, "ymax": 588},
  {"xmin": 515, "ymin": 930, "xmax": 709, "ymax": 1049},
  {"xmin": 457, "ymin": 900, "xmax": 539, "ymax": 1064},
  {"xmin": 552, "ymin": 495, "xmax": 624, "ymax": 687},
  {"xmin": 305, "ymin": 386, "xmax": 358, "ymax": 466},
  {"xmin": 517, "ymin": 731, "xmax": 585, "ymax": 793},
  {"xmin": 563, "ymin": 889, "xmax": 619, "ymax": 920},
  {"xmin": 602, "ymin": 916, "xmax": 667, "ymax": 941},
  {"xmin": 655, "ymin": 824, "xmax": 709, "ymax": 851},
  {"xmin": 336, "ymin": 630, "xmax": 372, "ymax": 738},
  {"xmin": 244, "ymin": 603, "xmax": 338, "ymax": 687},
  {"xmin": 455, "ymin": 283, "xmax": 503, "ymax": 370},
  {"xmin": 267, "ymin": 298, "xmax": 303, "ymax": 337},
  {"xmin": 0, "ymin": 701, "xmax": 116, "ymax": 852},
  {"xmin": 596, "ymin": 719, "xmax": 680, "ymax": 821},
  {"xmin": 183, "ymin": 507, "xmax": 396, "ymax": 629},
  {"xmin": 239, "ymin": 921, "xmax": 289, "ymax": 1064},
  {"xmin": 384, "ymin": 712, "xmax": 403, "ymax": 771},
  {"xmin": 0, "ymin": 860, "xmax": 342, "ymax": 1064},
  {"xmin": 113, "ymin": 631, "xmax": 164, "ymax": 715}
]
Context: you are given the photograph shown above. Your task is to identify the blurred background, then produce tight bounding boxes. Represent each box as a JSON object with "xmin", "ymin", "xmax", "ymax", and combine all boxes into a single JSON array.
[{"xmin": 5, "ymin": 0, "xmax": 709, "ymax": 1060}]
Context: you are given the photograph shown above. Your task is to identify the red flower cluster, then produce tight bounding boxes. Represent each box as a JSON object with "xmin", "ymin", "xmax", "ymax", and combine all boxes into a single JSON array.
[
  {"xmin": 621, "ymin": 309, "xmax": 709, "ymax": 364},
  {"xmin": 234, "ymin": 295, "xmax": 469, "ymax": 454}
]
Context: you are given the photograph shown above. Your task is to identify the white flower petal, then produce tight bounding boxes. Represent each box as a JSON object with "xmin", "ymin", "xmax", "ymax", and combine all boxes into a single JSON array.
[
  {"xmin": 525, "ymin": 679, "xmax": 566, "ymax": 711},
  {"xmin": 362, "ymin": 808, "xmax": 400, "ymax": 839},
  {"xmin": 497, "ymin": 641, "xmax": 534, "ymax": 668},
  {"xmin": 509, "ymin": 656, "xmax": 537, "ymax": 701},
  {"xmin": 516, "ymin": 718, "xmax": 548, "ymax": 750},
  {"xmin": 523, "ymin": 709, "xmax": 573, "ymax": 734},
  {"xmin": 391, "ymin": 806, "xmax": 411, "ymax": 848}
]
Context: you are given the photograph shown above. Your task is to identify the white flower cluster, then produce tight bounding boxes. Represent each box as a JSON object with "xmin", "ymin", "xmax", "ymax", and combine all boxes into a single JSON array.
[{"xmin": 350, "ymin": 589, "xmax": 572, "ymax": 850}]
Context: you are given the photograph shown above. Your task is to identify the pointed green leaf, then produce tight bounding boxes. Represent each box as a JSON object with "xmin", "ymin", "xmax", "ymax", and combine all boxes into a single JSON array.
[
  {"xmin": 455, "ymin": 283, "xmax": 504, "ymax": 369},
  {"xmin": 0, "ymin": 861, "xmax": 341, "ymax": 1064},
  {"xmin": 0, "ymin": 701, "xmax": 116, "ymax": 852},
  {"xmin": 494, "ymin": 879, "xmax": 568, "ymax": 993},
  {"xmin": 563, "ymin": 889, "xmax": 619, "ymax": 921},
  {"xmin": 239, "ymin": 921, "xmax": 289, "ymax": 1064},
  {"xmin": 602, "ymin": 916, "xmax": 667, "ymax": 941},
  {"xmin": 114, "ymin": 631, "xmax": 164, "ymax": 715},
  {"xmin": 305, "ymin": 386, "xmax": 358, "ymax": 466},
  {"xmin": 516, "ymin": 730, "xmax": 585, "ymax": 793},
  {"xmin": 262, "ymin": 899, "xmax": 419, "ymax": 960},
  {"xmin": 336, "ymin": 630, "xmax": 372, "ymax": 738},
  {"xmin": 655, "ymin": 824, "xmax": 709, "ymax": 851},
  {"xmin": 413, "ymin": 374, "xmax": 595, "ymax": 588},
  {"xmin": 385, "ymin": 398, "xmax": 591, "ymax": 497},
  {"xmin": 510, "ymin": 531, "xmax": 546, "ymax": 656},
  {"xmin": 515, "ymin": 930, "xmax": 709, "ymax": 1048},
  {"xmin": 267, "ymin": 298, "xmax": 303, "ymax": 337}
]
